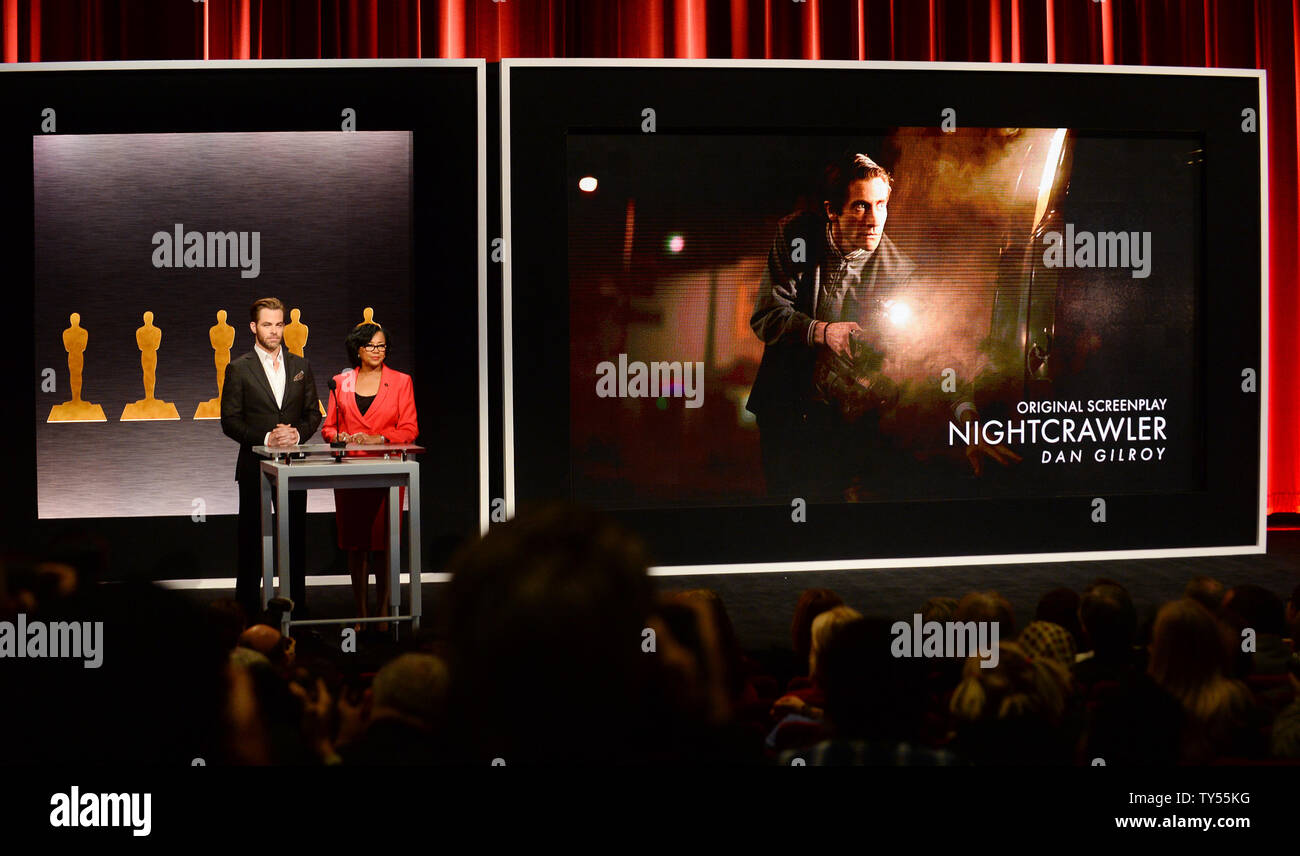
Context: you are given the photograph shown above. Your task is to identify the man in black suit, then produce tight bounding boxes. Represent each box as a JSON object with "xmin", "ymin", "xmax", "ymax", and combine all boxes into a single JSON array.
[
  {"xmin": 221, "ymin": 297, "xmax": 321, "ymax": 618},
  {"xmin": 747, "ymin": 153, "xmax": 918, "ymax": 500},
  {"xmin": 747, "ymin": 152, "xmax": 1017, "ymax": 501}
]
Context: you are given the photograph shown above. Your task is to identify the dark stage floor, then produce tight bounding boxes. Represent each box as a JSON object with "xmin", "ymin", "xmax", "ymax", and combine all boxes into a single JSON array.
[{"xmin": 173, "ymin": 529, "xmax": 1300, "ymax": 659}]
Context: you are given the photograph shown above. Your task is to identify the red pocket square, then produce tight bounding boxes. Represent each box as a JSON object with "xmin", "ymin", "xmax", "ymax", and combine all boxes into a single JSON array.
[{"xmin": 292, "ymin": 371, "xmax": 304, "ymax": 381}]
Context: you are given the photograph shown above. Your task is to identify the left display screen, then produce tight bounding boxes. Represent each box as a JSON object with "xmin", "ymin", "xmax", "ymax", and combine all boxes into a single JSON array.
[{"xmin": 34, "ymin": 131, "xmax": 414, "ymax": 519}]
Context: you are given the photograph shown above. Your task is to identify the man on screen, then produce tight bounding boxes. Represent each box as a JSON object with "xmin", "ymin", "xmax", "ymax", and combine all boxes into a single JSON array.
[
  {"xmin": 746, "ymin": 152, "xmax": 1011, "ymax": 500},
  {"xmin": 746, "ymin": 153, "xmax": 915, "ymax": 499},
  {"xmin": 221, "ymin": 297, "xmax": 321, "ymax": 619}
]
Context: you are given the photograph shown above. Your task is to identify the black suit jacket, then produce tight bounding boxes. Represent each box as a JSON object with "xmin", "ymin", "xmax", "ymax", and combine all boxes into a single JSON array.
[{"xmin": 220, "ymin": 349, "xmax": 322, "ymax": 482}]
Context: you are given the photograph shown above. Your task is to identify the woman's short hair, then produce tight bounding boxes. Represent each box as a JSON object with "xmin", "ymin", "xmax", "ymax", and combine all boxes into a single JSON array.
[
  {"xmin": 810, "ymin": 605, "xmax": 863, "ymax": 682},
  {"xmin": 345, "ymin": 322, "xmax": 387, "ymax": 368}
]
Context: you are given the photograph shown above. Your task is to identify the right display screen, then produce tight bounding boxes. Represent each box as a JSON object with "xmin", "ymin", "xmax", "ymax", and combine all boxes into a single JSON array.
[
  {"xmin": 506, "ymin": 61, "xmax": 1262, "ymax": 567},
  {"xmin": 566, "ymin": 128, "xmax": 1203, "ymax": 508}
]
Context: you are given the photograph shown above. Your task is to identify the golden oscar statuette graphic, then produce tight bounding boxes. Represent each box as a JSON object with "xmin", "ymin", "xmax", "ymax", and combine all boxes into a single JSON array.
[
  {"xmin": 285, "ymin": 307, "xmax": 326, "ymax": 417},
  {"xmin": 194, "ymin": 309, "xmax": 235, "ymax": 419},
  {"xmin": 357, "ymin": 306, "xmax": 376, "ymax": 328},
  {"xmin": 120, "ymin": 310, "xmax": 180, "ymax": 421},
  {"xmin": 47, "ymin": 312, "xmax": 107, "ymax": 422}
]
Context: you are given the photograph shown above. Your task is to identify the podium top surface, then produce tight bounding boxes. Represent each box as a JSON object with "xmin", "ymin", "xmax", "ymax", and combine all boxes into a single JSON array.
[{"xmin": 254, "ymin": 443, "xmax": 426, "ymax": 458}]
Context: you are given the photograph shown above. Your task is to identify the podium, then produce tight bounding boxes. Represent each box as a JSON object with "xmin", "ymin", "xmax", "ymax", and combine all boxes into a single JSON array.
[{"xmin": 254, "ymin": 443, "xmax": 424, "ymax": 639}]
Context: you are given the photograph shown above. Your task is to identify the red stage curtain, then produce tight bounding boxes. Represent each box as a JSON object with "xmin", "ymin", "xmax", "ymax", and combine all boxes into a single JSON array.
[{"xmin": 3, "ymin": 0, "xmax": 1297, "ymax": 513}]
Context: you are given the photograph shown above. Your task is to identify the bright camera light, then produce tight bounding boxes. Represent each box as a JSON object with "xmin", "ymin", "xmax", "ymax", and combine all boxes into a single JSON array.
[
  {"xmin": 885, "ymin": 299, "xmax": 913, "ymax": 327},
  {"xmin": 578, "ymin": 176, "xmax": 598, "ymax": 192}
]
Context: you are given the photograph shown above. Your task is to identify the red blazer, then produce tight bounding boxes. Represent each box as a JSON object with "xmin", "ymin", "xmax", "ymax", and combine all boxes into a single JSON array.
[{"xmin": 322, "ymin": 366, "xmax": 418, "ymax": 443}]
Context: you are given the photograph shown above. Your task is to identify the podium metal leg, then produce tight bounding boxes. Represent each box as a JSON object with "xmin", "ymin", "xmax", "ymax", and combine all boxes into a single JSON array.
[
  {"xmin": 276, "ymin": 473, "xmax": 291, "ymax": 601},
  {"xmin": 260, "ymin": 471, "xmax": 274, "ymax": 610},
  {"xmin": 388, "ymin": 484, "xmax": 400, "ymax": 641},
  {"xmin": 407, "ymin": 467, "xmax": 422, "ymax": 632}
]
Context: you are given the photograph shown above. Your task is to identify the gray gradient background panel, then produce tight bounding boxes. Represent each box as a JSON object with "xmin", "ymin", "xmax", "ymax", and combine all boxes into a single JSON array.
[{"xmin": 35, "ymin": 132, "xmax": 413, "ymax": 519}]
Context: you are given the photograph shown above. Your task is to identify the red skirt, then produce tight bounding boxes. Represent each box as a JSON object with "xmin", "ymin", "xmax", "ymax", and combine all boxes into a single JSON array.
[{"xmin": 333, "ymin": 486, "xmax": 405, "ymax": 551}]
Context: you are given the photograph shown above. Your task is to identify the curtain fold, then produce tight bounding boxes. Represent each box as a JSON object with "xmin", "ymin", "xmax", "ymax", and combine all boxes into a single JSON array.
[{"xmin": 2, "ymin": 0, "xmax": 1297, "ymax": 513}]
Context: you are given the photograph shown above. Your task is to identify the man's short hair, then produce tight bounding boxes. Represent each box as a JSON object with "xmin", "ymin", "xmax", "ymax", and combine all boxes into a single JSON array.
[
  {"xmin": 1078, "ymin": 584, "xmax": 1136, "ymax": 657},
  {"xmin": 249, "ymin": 297, "xmax": 285, "ymax": 323},
  {"xmin": 446, "ymin": 504, "xmax": 655, "ymax": 761},
  {"xmin": 1223, "ymin": 584, "xmax": 1285, "ymax": 636},
  {"xmin": 372, "ymin": 653, "xmax": 449, "ymax": 727},
  {"xmin": 920, "ymin": 596, "xmax": 959, "ymax": 624},
  {"xmin": 823, "ymin": 152, "xmax": 894, "ymax": 215},
  {"xmin": 1184, "ymin": 576, "xmax": 1225, "ymax": 614},
  {"xmin": 1035, "ymin": 587, "xmax": 1083, "ymax": 646},
  {"xmin": 955, "ymin": 591, "xmax": 1016, "ymax": 638}
]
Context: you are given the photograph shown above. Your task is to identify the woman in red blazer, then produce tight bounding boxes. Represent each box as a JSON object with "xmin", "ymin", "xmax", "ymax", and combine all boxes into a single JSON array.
[{"xmin": 321, "ymin": 322, "xmax": 418, "ymax": 631}]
